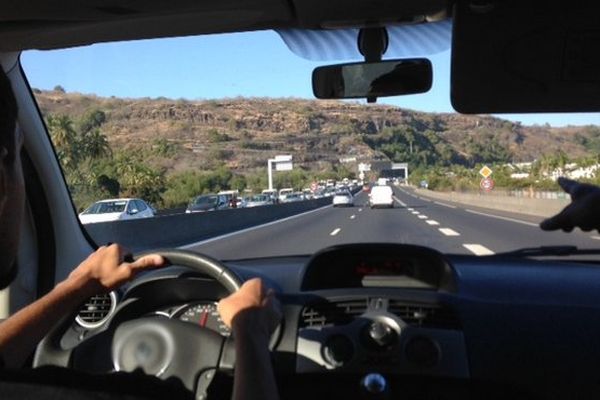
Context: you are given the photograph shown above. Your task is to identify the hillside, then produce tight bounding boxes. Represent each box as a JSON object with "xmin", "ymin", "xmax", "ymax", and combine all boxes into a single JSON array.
[{"xmin": 33, "ymin": 89, "xmax": 600, "ymax": 177}]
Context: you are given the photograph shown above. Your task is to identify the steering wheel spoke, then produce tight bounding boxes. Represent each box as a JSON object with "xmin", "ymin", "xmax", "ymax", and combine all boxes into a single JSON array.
[{"xmin": 112, "ymin": 317, "xmax": 225, "ymax": 391}]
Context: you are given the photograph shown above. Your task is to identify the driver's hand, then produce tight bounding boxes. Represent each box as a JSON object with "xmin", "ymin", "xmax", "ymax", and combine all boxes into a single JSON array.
[
  {"xmin": 540, "ymin": 177, "xmax": 600, "ymax": 232},
  {"xmin": 65, "ymin": 243, "xmax": 165, "ymax": 300},
  {"xmin": 217, "ymin": 278, "xmax": 281, "ymax": 337}
]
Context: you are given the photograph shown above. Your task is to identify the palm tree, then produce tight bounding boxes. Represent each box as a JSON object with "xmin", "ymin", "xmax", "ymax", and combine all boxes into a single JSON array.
[
  {"xmin": 84, "ymin": 128, "xmax": 111, "ymax": 159},
  {"xmin": 47, "ymin": 114, "xmax": 78, "ymax": 167},
  {"xmin": 47, "ymin": 114, "xmax": 75, "ymax": 149}
]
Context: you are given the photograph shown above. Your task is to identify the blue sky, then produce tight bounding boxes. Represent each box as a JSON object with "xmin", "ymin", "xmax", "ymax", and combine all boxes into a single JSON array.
[{"xmin": 21, "ymin": 30, "xmax": 599, "ymax": 127}]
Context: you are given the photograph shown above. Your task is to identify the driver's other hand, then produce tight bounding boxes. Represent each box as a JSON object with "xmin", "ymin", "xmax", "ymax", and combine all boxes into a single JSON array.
[
  {"xmin": 540, "ymin": 177, "xmax": 600, "ymax": 232},
  {"xmin": 218, "ymin": 278, "xmax": 281, "ymax": 336},
  {"xmin": 66, "ymin": 243, "xmax": 165, "ymax": 300}
]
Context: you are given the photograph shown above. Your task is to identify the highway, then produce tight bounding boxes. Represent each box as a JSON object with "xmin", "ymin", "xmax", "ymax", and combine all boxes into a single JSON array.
[{"xmin": 184, "ymin": 186, "xmax": 600, "ymax": 260}]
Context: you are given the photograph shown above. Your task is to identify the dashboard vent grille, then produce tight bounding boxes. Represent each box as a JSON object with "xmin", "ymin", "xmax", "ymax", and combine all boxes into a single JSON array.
[
  {"xmin": 300, "ymin": 299, "xmax": 368, "ymax": 328},
  {"xmin": 388, "ymin": 300, "xmax": 461, "ymax": 330},
  {"xmin": 75, "ymin": 292, "xmax": 117, "ymax": 329}
]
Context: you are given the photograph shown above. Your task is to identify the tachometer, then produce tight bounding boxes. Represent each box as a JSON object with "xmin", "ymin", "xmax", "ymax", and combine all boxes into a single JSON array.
[{"xmin": 175, "ymin": 302, "xmax": 230, "ymax": 336}]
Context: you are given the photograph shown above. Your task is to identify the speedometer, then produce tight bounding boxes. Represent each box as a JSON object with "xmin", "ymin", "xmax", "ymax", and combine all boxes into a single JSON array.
[{"xmin": 175, "ymin": 302, "xmax": 230, "ymax": 336}]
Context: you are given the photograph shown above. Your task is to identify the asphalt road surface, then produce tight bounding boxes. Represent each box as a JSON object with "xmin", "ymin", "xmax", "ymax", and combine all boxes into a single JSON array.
[{"xmin": 183, "ymin": 186, "xmax": 600, "ymax": 260}]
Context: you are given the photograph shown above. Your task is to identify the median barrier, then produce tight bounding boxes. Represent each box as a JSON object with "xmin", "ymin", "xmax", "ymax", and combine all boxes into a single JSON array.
[
  {"xmin": 414, "ymin": 188, "xmax": 569, "ymax": 217},
  {"xmin": 84, "ymin": 197, "xmax": 332, "ymax": 252}
]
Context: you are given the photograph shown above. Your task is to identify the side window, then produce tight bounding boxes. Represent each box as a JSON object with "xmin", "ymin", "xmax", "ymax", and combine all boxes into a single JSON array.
[
  {"xmin": 126, "ymin": 201, "xmax": 135, "ymax": 213},
  {"xmin": 137, "ymin": 200, "xmax": 147, "ymax": 212}
]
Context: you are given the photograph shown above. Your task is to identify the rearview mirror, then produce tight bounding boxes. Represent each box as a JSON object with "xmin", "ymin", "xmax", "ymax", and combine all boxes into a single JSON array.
[{"xmin": 312, "ymin": 59, "xmax": 432, "ymax": 100}]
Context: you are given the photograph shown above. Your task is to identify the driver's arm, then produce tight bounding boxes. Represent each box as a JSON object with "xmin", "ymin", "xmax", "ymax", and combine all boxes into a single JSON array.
[
  {"xmin": 540, "ymin": 177, "xmax": 600, "ymax": 232},
  {"xmin": 218, "ymin": 278, "xmax": 281, "ymax": 400},
  {"xmin": 0, "ymin": 244, "xmax": 164, "ymax": 368}
]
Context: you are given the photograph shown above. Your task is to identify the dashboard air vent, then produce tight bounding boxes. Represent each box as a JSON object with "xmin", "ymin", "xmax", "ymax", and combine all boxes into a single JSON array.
[
  {"xmin": 75, "ymin": 291, "xmax": 117, "ymax": 329},
  {"xmin": 388, "ymin": 300, "xmax": 461, "ymax": 330},
  {"xmin": 300, "ymin": 298, "xmax": 368, "ymax": 328}
]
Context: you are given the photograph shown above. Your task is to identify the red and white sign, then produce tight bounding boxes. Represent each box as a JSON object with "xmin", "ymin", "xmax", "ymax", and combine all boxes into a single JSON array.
[{"xmin": 480, "ymin": 177, "xmax": 495, "ymax": 191}]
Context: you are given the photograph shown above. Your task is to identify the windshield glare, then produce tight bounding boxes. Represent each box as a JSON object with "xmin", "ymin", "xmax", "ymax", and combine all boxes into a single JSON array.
[{"xmin": 21, "ymin": 30, "xmax": 600, "ymax": 260}]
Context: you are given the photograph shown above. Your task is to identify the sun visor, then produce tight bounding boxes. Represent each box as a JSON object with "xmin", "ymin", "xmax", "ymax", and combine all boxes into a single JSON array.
[
  {"xmin": 451, "ymin": 1, "xmax": 600, "ymax": 114},
  {"xmin": 277, "ymin": 19, "xmax": 451, "ymax": 61}
]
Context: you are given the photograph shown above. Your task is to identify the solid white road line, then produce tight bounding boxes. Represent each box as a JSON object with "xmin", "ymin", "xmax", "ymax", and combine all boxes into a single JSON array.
[
  {"xmin": 393, "ymin": 196, "xmax": 407, "ymax": 207},
  {"xmin": 463, "ymin": 244, "xmax": 495, "ymax": 256},
  {"xmin": 426, "ymin": 220, "xmax": 440, "ymax": 225},
  {"xmin": 434, "ymin": 201, "xmax": 457, "ymax": 209},
  {"xmin": 180, "ymin": 203, "xmax": 333, "ymax": 249},
  {"xmin": 465, "ymin": 209, "xmax": 539, "ymax": 227},
  {"xmin": 330, "ymin": 228, "xmax": 341, "ymax": 236},
  {"xmin": 439, "ymin": 228, "xmax": 460, "ymax": 236},
  {"xmin": 350, "ymin": 215, "xmax": 356, "ymax": 219},
  {"xmin": 418, "ymin": 215, "xmax": 428, "ymax": 219},
  {"xmin": 591, "ymin": 236, "xmax": 600, "ymax": 240}
]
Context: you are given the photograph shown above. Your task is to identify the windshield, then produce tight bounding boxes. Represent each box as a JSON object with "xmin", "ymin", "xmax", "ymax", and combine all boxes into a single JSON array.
[
  {"xmin": 194, "ymin": 196, "xmax": 218, "ymax": 206},
  {"xmin": 21, "ymin": 30, "xmax": 600, "ymax": 260},
  {"xmin": 82, "ymin": 201, "xmax": 127, "ymax": 214}
]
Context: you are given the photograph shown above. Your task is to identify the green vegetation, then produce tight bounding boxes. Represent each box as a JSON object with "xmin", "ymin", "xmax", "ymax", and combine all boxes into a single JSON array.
[{"xmin": 363, "ymin": 126, "xmax": 511, "ymax": 169}]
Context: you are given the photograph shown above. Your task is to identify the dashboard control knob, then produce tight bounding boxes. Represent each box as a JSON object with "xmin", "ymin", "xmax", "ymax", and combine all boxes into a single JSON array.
[
  {"xmin": 404, "ymin": 336, "xmax": 440, "ymax": 368},
  {"xmin": 322, "ymin": 335, "xmax": 354, "ymax": 367},
  {"xmin": 367, "ymin": 321, "xmax": 396, "ymax": 347},
  {"xmin": 361, "ymin": 373, "xmax": 387, "ymax": 394}
]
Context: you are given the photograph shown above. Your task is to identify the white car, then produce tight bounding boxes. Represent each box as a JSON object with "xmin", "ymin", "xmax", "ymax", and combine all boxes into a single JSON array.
[
  {"xmin": 79, "ymin": 198, "xmax": 154, "ymax": 224},
  {"xmin": 244, "ymin": 194, "xmax": 274, "ymax": 208},
  {"xmin": 332, "ymin": 190, "xmax": 353, "ymax": 207},
  {"xmin": 369, "ymin": 185, "xmax": 394, "ymax": 209},
  {"xmin": 278, "ymin": 188, "xmax": 294, "ymax": 201}
]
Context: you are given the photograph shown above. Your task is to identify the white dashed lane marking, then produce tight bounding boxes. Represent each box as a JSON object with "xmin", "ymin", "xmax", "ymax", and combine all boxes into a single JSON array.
[
  {"xmin": 439, "ymin": 228, "xmax": 460, "ymax": 236},
  {"xmin": 330, "ymin": 228, "xmax": 341, "ymax": 236},
  {"xmin": 417, "ymin": 215, "xmax": 428, "ymax": 219},
  {"xmin": 411, "ymin": 211, "xmax": 420, "ymax": 215},
  {"xmin": 407, "ymin": 208, "xmax": 414, "ymax": 211},
  {"xmin": 426, "ymin": 220, "xmax": 439, "ymax": 225},
  {"xmin": 592, "ymin": 236, "xmax": 600, "ymax": 240},
  {"xmin": 463, "ymin": 244, "xmax": 495, "ymax": 255},
  {"xmin": 350, "ymin": 215, "xmax": 356, "ymax": 219}
]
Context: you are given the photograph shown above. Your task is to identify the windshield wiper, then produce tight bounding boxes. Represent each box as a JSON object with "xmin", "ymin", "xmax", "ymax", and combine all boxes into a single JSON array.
[{"xmin": 502, "ymin": 246, "xmax": 600, "ymax": 257}]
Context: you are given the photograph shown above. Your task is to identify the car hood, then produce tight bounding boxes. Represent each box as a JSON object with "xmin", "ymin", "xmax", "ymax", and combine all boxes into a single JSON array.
[{"xmin": 79, "ymin": 212, "xmax": 123, "ymax": 224}]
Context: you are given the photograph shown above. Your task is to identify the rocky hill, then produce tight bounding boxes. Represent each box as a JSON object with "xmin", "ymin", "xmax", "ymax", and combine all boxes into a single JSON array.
[{"xmin": 33, "ymin": 89, "xmax": 599, "ymax": 175}]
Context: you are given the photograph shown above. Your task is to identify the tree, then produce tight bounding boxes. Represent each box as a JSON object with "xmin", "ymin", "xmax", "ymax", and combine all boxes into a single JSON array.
[
  {"xmin": 47, "ymin": 114, "xmax": 78, "ymax": 168},
  {"xmin": 79, "ymin": 109, "xmax": 106, "ymax": 134},
  {"xmin": 82, "ymin": 128, "xmax": 111, "ymax": 159}
]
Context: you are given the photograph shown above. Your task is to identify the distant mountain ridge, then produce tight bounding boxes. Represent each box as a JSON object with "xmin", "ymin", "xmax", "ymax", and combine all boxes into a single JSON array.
[{"xmin": 33, "ymin": 89, "xmax": 599, "ymax": 175}]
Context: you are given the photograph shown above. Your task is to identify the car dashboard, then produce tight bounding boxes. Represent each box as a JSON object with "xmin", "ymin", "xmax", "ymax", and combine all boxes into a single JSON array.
[{"xmin": 54, "ymin": 243, "xmax": 600, "ymax": 399}]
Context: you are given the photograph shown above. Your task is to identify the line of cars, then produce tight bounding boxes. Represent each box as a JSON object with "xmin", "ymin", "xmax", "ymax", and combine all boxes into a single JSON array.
[{"xmin": 78, "ymin": 181, "xmax": 372, "ymax": 224}]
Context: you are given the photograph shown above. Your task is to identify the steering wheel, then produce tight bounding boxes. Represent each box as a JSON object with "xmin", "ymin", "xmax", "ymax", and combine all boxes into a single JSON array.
[{"xmin": 34, "ymin": 249, "xmax": 243, "ymax": 398}]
